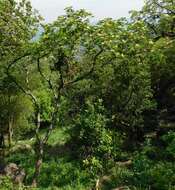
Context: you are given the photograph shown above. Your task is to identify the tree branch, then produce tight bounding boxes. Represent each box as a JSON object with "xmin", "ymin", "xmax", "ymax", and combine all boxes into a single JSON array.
[
  {"xmin": 153, "ymin": 1, "xmax": 175, "ymax": 14},
  {"xmin": 65, "ymin": 48, "xmax": 103, "ymax": 87},
  {"xmin": 6, "ymin": 54, "xmax": 41, "ymax": 141},
  {"xmin": 37, "ymin": 57, "xmax": 54, "ymax": 91}
]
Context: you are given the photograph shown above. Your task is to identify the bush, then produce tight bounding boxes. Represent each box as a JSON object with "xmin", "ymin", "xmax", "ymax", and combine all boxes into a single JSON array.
[
  {"xmin": 69, "ymin": 100, "xmax": 113, "ymax": 175},
  {"xmin": 6, "ymin": 152, "xmax": 35, "ymax": 185},
  {"xmin": 161, "ymin": 131, "xmax": 175, "ymax": 160},
  {"xmin": 131, "ymin": 153, "xmax": 175, "ymax": 189},
  {"xmin": 38, "ymin": 158, "xmax": 91, "ymax": 189},
  {"xmin": 0, "ymin": 176, "xmax": 13, "ymax": 190}
]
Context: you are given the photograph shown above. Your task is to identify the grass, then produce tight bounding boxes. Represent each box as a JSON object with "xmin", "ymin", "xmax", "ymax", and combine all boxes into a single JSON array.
[{"xmin": 47, "ymin": 127, "xmax": 69, "ymax": 146}]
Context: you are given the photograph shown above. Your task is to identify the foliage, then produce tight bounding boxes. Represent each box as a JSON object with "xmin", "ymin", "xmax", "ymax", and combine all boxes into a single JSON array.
[
  {"xmin": 161, "ymin": 131, "xmax": 175, "ymax": 160},
  {"xmin": 1, "ymin": 0, "xmax": 175, "ymax": 189},
  {"xmin": 69, "ymin": 100, "xmax": 112, "ymax": 176},
  {"xmin": 0, "ymin": 176, "xmax": 14, "ymax": 190}
]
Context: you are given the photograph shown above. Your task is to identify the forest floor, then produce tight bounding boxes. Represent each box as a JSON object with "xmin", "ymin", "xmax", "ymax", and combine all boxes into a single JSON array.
[
  {"xmin": 4, "ymin": 127, "xmax": 175, "ymax": 190},
  {"xmin": 5, "ymin": 127, "xmax": 95, "ymax": 190}
]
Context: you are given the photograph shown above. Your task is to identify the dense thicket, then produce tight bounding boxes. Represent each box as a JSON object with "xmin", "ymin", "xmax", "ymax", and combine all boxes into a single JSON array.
[{"xmin": 0, "ymin": 0, "xmax": 175, "ymax": 189}]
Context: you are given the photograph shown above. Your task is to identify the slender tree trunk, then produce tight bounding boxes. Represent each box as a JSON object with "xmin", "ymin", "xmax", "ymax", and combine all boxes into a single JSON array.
[
  {"xmin": 0, "ymin": 132, "xmax": 5, "ymax": 164},
  {"xmin": 0, "ymin": 132, "xmax": 5, "ymax": 148},
  {"xmin": 32, "ymin": 141, "xmax": 43, "ymax": 187},
  {"xmin": 8, "ymin": 117, "xmax": 13, "ymax": 148},
  {"xmin": 32, "ymin": 109, "xmax": 43, "ymax": 187}
]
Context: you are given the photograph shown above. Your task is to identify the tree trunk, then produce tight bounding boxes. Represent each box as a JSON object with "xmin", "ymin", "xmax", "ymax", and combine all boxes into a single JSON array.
[
  {"xmin": 0, "ymin": 132, "xmax": 5, "ymax": 148},
  {"xmin": 32, "ymin": 141, "xmax": 43, "ymax": 187},
  {"xmin": 32, "ymin": 109, "xmax": 43, "ymax": 187},
  {"xmin": 8, "ymin": 117, "xmax": 13, "ymax": 148}
]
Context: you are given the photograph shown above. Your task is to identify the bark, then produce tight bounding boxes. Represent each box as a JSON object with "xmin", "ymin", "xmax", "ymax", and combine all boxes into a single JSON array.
[
  {"xmin": 95, "ymin": 179, "xmax": 100, "ymax": 190},
  {"xmin": 0, "ymin": 132, "xmax": 5, "ymax": 148},
  {"xmin": 8, "ymin": 117, "xmax": 13, "ymax": 148},
  {"xmin": 0, "ymin": 132, "xmax": 5, "ymax": 168},
  {"xmin": 32, "ymin": 109, "xmax": 43, "ymax": 187},
  {"xmin": 32, "ymin": 142, "xmax": 43, "ymax": 187}
]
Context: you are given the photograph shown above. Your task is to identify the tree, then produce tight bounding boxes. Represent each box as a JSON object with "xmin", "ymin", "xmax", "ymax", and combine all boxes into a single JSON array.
[
  {"xmin": 0, "ymin": 0, "xmax": 40, "ymax": 147},
  {"xmin": 78, "ymin": 18, "xmax": 155, "ymax": 146},
  {"xmin": 131, "ymin": 0, "xmax": 175, "ymax": 135},
  {"xmin": 0, "ymin": 0, "xmax": 40, "ymax": 60},
  {"xmin": 6, "ymin": 7, "xmax": 106, "ymax": 186}
]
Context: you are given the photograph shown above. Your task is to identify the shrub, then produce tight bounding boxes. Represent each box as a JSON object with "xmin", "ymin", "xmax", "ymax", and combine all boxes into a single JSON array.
[
  {"xmin": 161, "ymin": 131, "xmax": 175, "ymax": 160},
  {"xmin": 69, "ymin": 99, "xmax": 113, "ymax": 176},
  {"xmin": 0, "ymin": 176, "xmax": 13, "ymax": 190}
]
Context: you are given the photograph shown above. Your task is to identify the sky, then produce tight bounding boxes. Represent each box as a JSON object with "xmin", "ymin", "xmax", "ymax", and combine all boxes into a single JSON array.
[{"xmin": 29, "ymin": 0, "xmax": 144, "ymax": 23}]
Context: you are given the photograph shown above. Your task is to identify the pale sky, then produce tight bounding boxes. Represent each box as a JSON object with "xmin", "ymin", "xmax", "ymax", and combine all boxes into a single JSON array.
[{"xmin": 29, "ymin": 0, "xmax": 144, "ymax": 23}]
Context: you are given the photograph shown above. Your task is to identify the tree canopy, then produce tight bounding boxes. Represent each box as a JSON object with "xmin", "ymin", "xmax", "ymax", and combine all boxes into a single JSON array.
[{"xmin": 0, "ymin": 0, "xmax": 175, "ymax": 189}]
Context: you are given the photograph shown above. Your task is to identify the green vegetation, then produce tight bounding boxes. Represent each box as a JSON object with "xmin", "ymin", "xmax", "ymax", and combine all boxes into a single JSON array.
[{"xmin": 0, "ymin": 0, "xmax": 175, "ymax": 189}]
